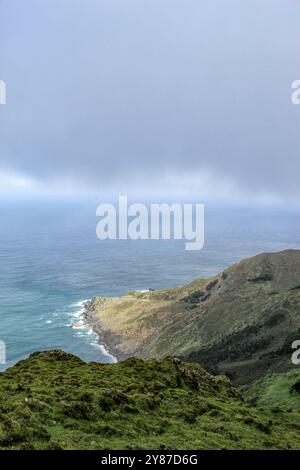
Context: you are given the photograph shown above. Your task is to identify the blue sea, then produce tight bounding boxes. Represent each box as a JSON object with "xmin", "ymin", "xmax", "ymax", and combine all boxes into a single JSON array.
[{"xmin": 0, "ymin": 199, "xmax": 299, "ymax": 371}]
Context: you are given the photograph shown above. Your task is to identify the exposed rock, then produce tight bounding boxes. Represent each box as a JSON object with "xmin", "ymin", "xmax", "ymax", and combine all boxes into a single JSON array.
[
  {"xmin": 290, "ymin": 379, "xmax": 300, "ymax": 394},
  {"xmin": 172, "ymin": 357, "xmax": 181, "ymax": 365}
]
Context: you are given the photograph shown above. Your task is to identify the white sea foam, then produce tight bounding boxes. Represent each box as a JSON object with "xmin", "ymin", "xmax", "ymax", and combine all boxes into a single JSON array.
[{"xmin": 66, "ymin": 299, "xmax": 116, "ymax": 362}]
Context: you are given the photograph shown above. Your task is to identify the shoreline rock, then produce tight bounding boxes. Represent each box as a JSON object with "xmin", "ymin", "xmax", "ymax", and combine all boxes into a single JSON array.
[{"xmin": 81, "ymin": 298, "xmax": 122, "ymax": 362}]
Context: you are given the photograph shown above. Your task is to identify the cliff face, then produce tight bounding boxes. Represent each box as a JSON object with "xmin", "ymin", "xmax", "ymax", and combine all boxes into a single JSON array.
[
  {"xmin": 88, "ymin": 250, "xmax": 300, "ymax": 386},
  {"xmin": 0, "ymin": 350, "xmax": 300, "ymax": 450}
]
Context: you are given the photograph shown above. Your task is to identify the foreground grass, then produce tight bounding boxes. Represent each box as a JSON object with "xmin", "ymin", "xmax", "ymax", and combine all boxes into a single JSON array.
[{"xmin": 0, "ymin": 350, "xmax": 299, "ymax": 450}]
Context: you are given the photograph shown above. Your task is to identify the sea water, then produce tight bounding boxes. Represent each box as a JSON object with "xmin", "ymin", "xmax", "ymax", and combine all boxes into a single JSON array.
[{"xmin": 0, "ymin": 199, "xmax": 299, "ymax": 371}]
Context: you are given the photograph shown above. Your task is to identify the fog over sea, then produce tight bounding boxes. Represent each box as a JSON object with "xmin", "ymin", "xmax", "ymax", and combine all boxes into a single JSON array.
[{"xmin": 0, "ymin": 200, "xmax": 299, "ymax": 371}]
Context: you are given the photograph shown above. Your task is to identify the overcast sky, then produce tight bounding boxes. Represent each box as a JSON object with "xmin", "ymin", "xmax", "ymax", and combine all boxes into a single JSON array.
[{"xmin": 0, "ymin": 0, "xmax": 299, "ymax": 204}]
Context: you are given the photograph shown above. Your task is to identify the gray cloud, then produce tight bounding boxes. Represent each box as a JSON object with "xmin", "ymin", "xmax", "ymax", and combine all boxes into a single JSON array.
[{"xmin": 0, "ymin": 0, "xmax": 299, "ymax": 202}]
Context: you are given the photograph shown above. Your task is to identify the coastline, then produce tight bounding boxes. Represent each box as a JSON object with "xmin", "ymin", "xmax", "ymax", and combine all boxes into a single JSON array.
[
  {"xmin": 79, "ymin": 289, "xmax": 164, "ymax": 362},
  {"xmin": 81, "ymin": 298, "xmax": 120, "ymax": 363},
  {"xmin": 75, "ymin": 250, "xmax": 300, "ymax": 387}
]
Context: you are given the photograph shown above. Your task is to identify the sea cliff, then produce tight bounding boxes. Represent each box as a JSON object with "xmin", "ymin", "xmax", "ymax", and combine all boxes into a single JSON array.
[{"xmin": 84, "ymin": 249, "xmax": 300, "ymax": 387}]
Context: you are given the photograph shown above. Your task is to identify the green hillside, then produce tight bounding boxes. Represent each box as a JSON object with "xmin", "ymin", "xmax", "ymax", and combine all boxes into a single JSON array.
[
  {"xmin": 87, "ymin": 250, "xmax": 300, "ymax": 386},
  {"xmin": 247, "ymin": 369, "xmax": 300, "ymax": 408},
  {"xmin": 0, "ymin": 350, "xmax": 300, "ymax": 450}
]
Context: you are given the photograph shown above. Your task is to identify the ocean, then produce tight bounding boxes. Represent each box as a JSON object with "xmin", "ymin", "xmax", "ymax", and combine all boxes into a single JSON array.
[{"xmin": 0, "ymin": 199, "xmax": 299, "ymax": 371}]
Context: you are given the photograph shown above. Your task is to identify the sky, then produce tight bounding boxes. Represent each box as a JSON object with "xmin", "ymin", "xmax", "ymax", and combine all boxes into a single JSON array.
[{"xmin": 0, "ymin": 0, "xmax": 299, "ymax": 205}]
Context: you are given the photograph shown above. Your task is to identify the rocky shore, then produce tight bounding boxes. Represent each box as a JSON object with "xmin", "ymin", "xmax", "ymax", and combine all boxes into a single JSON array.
[{"xmin": 82, "ymin": 297, "xmax": 121, "ymax": 362}]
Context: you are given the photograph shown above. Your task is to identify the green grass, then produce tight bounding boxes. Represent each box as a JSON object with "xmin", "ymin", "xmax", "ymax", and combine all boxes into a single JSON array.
[
  {"xmin": 246, "ymin": 369, "xmax": 300, "ymax": 408},
  {"xmin": 0, "ymin": 350, "xmax": 300, "ymax": 450}
]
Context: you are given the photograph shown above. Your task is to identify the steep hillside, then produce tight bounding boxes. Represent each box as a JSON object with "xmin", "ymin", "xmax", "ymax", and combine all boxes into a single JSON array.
[
  {"xmin": 246, "ymin": 369, "xmax": 300, "ymax": 408},
  {"xmin": 86, "ymin": 250, "xmax": 300, "ymax": 386},
  {"xmin": 1, "ymin": 350, "xmax": 300, "ymax": 450}
]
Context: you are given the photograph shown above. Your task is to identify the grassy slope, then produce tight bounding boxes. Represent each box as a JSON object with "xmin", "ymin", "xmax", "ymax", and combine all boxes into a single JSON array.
[
  {"xmin": 88, "ymin": 250, "xmax": 300, "ymax": 386},
  {"xmin": 1, "ymin": 350, "xmax": 300, "ymax": 450},
  {"xmin": 247, "ymin": 369, "xmax": 300, "ymax": 408}
]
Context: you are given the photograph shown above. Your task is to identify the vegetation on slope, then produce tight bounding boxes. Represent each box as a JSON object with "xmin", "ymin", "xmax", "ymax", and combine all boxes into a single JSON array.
[
  {"xmin": 0, "ymin": 350, "xmax": 300, "ymax": 450},
  {"xmin": 246, "ymin": 369, "xmax": 300, "ymax": 408},
  {"xmin": 87, "ymin": 250, "xmax": 300, "ymax": 386}
]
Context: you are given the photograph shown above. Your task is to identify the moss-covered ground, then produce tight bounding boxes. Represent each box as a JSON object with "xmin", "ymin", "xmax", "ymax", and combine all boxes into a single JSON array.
[{"xmin": 0, "ymin": 350, "xmax": 300, "ymax": 450}]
